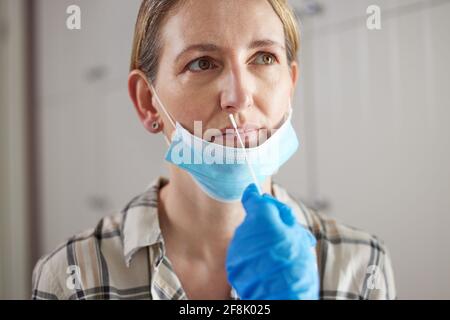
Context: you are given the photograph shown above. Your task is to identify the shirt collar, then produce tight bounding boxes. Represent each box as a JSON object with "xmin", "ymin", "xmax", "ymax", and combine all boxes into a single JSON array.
[
  {"xmin": 122, "ymin": 177, "xmax": 168, "ymax": 267},
  {"xmin": 121, "ymin": 177, "xmax": 311, "ymax": 266}
]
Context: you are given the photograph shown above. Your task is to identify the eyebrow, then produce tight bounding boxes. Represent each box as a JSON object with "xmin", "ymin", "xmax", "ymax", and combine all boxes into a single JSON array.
[{"xmin": 174, "ymin": 39, "xmax": 286, "ymax": 64}]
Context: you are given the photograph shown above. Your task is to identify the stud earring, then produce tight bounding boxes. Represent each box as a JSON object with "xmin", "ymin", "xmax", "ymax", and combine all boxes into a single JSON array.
[{"xmin": 151, "ymin": 121, "xmax": 159, "ymax": 130}]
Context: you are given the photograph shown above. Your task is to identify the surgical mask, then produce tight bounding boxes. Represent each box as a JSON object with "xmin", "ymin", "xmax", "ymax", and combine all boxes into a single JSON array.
[{"xmin": 151, "ymin": 85, "xmax": 299, "ymax": 202}]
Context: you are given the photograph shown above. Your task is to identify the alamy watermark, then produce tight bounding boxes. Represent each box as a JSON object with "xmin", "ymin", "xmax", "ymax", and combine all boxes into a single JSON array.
[
  {"xmin": 66, "ymin": 5, "xmax": 81, "ymax": 30},
  {"xmin": 366, "ymin": 265, "xmax": 382, "ymax": 290},
  {"xmin": 367, "ymin": 5, "xmax": 381, "ymax": 30},
  {"xmin": 66, "ymin": 265, "xmax": 83, "ymax": 290},
  {"xmin": 168, "ymin": 121, "xmax": 281, "ymax": 166}
]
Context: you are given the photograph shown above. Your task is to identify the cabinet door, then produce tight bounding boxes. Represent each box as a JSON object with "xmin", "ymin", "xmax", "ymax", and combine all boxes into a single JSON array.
[
  {"xmin": 39, "ymin": 88, "xmax": 105, "ymax": 252},
  {"xmin": 37, "ymin": 0, "xmax": 142, "ymax": 254},
  {"xmin": 36, "ymin": 0, "xmax": 141, "ymax": 98},
  {"xmin": 298, "ymin": 0, "xmax": 450, "ymax": 299}
]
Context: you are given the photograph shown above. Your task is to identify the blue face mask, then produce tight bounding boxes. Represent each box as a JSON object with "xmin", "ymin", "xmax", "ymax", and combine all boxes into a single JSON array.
[{"xmin": 151, "ymin": 85, "xmax": 299, "ymax": 203}]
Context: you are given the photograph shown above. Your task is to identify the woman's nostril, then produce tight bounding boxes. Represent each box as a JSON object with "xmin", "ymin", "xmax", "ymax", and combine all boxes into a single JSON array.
[{"xmin": 221, "ymin": 101, "xmax": 252, "ymax": 112}]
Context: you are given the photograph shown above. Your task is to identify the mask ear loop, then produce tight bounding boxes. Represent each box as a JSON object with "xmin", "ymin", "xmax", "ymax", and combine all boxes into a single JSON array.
[
  {"xmin": 150, "ymin": 84, "xmax": 176, "ymax": 145},
  {"xmin": 286, "ymin": 100, "xmax": 293, "ymax": 121}
]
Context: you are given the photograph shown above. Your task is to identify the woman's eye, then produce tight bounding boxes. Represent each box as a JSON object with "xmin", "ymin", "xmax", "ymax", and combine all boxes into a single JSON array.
[
  {"xmin": 187, "ymin": 58, "xmax": 216, "ymax": 72},
  {"xmin": 253, "ymin": 52, "xmax": 276, "ymax": 65}
]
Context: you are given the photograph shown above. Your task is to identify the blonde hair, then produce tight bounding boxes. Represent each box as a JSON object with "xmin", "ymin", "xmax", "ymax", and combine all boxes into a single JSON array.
[{"xmin": 130, "ymin": 0, "xmax": 300, "ymax": 82}]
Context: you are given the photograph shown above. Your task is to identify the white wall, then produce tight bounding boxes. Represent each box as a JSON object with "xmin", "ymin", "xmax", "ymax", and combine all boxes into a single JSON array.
[
  {"xmin": 34, "ymin": 0, "xmax": 450, "ymax": 299},
  {"xmin": 0, "ymin": 0, "xmax": 31, "ymax": 300},
  {"xmin": 284, "ymin": 0, "xmax": 450, "ymax": 299},
  {"xmin": 35, "ymin": 0, "xmax": 163, "ymax": 255}
]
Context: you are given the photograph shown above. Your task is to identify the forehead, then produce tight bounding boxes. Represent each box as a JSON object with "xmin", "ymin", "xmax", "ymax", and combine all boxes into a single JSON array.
[{"xmin": 161, "ymin": 0, "xmax": 286, "ymax": 54}]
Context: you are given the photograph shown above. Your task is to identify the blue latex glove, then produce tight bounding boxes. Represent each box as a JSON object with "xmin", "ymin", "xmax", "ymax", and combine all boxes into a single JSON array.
[{"xmin": 226, "ymin": 184, "xmax": 319, "ymax": 300}]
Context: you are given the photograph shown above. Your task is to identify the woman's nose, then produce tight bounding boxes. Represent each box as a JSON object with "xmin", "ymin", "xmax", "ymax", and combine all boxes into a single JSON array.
[{"xmin": 219, "ymin": 67, "xmax": 253, "ymax": 114}]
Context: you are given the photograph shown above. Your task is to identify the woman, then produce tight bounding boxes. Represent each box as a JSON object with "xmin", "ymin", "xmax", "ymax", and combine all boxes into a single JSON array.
[{"xmin": 32, "ymin": 0, "xmax": 396, "ymax": 300}]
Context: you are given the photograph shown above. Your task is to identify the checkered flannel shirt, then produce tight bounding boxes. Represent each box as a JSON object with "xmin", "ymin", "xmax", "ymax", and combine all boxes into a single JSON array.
[{"xmin": 32, "ymin": 177, "xmax": 396, "ymax": 300}]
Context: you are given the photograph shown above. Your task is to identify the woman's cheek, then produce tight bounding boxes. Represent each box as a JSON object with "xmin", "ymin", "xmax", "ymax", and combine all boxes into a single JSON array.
[{"xmin": 258, "ymin": 87, "xmax": 291, "ymax": 123}]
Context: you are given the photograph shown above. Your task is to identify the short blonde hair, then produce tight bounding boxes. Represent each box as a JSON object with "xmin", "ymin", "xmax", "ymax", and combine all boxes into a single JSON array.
[{"xmin": 130, "ymin": 0, "xmax": 300, "ymax": 82}]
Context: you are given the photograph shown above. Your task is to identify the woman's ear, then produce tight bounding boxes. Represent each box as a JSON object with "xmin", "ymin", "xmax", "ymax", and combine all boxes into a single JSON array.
[{"xmin": 128, "ymin": 69, "xmax": 164, "ymax": 133}]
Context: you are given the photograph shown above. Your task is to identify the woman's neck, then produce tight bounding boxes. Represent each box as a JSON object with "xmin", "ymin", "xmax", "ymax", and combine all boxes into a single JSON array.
[{"xmin": 158, "ymin": 165, "xmax": 271, "ymax": 264}]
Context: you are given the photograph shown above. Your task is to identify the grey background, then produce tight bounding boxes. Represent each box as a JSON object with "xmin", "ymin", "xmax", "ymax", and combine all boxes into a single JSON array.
[{"xmin": 1, "ymin": 0, "xmax": 449, "ymax": 299}]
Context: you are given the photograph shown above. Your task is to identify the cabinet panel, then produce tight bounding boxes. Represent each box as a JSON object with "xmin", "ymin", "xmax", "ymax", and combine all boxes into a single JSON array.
[{"xmin": 304, "ymin": 0, "xmax": 450, "ymax": 298}]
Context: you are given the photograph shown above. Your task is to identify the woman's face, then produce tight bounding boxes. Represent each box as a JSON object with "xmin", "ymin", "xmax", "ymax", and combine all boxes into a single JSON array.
[{"xmin": 153, "ymin": 0, "xmax": 298, "ymax": 145}]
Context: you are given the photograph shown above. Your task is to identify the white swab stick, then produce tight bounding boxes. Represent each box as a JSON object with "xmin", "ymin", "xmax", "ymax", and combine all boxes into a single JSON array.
[{"xmin": 228, "ymin": 114, "xmax": 262, "ymax": 195}]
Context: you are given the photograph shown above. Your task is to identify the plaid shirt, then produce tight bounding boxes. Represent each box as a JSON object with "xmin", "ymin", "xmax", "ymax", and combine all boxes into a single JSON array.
[{"xmin": 32, "ymin": 177, "xmax": 396, "ymax": 300}]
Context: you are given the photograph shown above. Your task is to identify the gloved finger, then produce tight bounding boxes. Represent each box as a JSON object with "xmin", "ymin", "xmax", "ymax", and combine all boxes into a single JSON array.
[
  {"xmin": 304, "ymin": 228, "xmax": 317, "ymax": 247},
  {"xmin": 241, "ymin": 184, "xmax": 285, "ymax": 228},
  {"xmin": 262, "ymin": 194, "xmax": 317, "ymax": 247},
  {"xmin": 241, "ymin": 183, "xmax": 267, "ymax": 219},
  {"xmin": 241, "ymin": 183, "xmax": 261, "ymax": 204},
  {"xmin": 262, "ymin": 194, "xmax": 297, "ymax": 227}
]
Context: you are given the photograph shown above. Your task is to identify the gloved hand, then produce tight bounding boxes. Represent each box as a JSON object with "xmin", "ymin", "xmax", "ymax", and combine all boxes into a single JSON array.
[{"xmin": 226, "ymin": 184, "xmax": 319, "ymax": 300}]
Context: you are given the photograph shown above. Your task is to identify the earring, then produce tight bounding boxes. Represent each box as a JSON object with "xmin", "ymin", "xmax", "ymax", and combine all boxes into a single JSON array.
[{"xmin": 151, "ymin": 121, "xmax": 159, "ymax": 130}]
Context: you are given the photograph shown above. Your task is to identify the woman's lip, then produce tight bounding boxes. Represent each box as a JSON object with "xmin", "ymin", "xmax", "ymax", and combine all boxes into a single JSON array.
[
  {"xmin": 209, "ymin": 128, "xmax": 261, "ymax": 141},
  {"xmin": 205, "ymin": 124, "xmax": 264, "ymax": 143},
  {"xmin": 208, "ymin": 128, "xmax": 262, "ymax": 145},
  {"xmin": 218, "ymin": 124, "xmax": 261, "ymax": 135}
]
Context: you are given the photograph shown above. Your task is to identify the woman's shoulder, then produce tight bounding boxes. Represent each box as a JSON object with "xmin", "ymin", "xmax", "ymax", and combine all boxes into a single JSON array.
[
  {"xmin": 299, "ymin": 201, "xmax": 387, "ymax": 251},
  {"xmin": 32, "ymin": 180, "xmax": 165, "ymax": 299},
  {"xmin": 273, "ymin": 183, "xmax": 396, "ymax": 299},
  {"xmin": 309, "ymin": 209, "xmax": 396, "ymax": 299},
  {"xmin": 31, "ymin": 211, "xmax": 127, "ymax": 299},
  {"xmin": 272, "ymin": 182, "xmax": 387, "ymax": 249}
]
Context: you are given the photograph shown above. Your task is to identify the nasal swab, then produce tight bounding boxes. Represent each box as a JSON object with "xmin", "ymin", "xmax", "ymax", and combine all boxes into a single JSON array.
[{"xmin": 228, "ymin": 114, "xmax": 262, "ymax": 195}]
